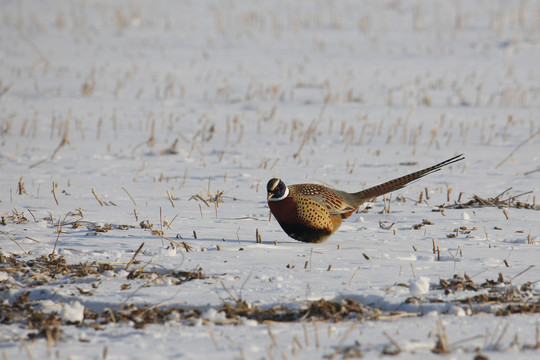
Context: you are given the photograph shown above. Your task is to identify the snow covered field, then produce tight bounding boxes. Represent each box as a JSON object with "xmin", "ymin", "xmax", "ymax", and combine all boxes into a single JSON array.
[{"xmin": 1, "ymin": 0, "xmax": 539, "ymax": 359}]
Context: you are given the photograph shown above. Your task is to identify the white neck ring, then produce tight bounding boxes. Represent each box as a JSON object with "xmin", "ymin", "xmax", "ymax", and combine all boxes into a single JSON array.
[{"xmin": 269, "ymin": 186, "xmax": 289, "ymax": 201}]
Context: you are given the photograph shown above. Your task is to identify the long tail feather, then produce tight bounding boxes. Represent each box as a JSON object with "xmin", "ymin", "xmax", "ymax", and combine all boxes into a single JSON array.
[{"xmin": 352, "ymin": 154, "xmax": 464, "ymax": 205}]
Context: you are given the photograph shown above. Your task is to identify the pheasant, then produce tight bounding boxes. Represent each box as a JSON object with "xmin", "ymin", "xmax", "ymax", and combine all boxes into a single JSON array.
[{"xmin": 267, "ymin": 154, "xmax": 464, "ymax": 243}]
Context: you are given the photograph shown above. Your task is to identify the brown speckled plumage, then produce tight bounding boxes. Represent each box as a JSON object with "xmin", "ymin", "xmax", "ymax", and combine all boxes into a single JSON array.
[{"xmin": 267, "ymin": 154, "xmax": 464, "ymax": 243}]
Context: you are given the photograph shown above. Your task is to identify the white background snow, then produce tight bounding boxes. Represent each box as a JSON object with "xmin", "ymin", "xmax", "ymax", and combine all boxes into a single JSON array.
[{"xmin": 1, "ymin": 0, "xmax": 539, "ymax": 359}]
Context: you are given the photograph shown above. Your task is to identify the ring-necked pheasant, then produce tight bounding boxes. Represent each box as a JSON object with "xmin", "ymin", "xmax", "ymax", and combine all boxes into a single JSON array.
[{"xmin": 267, "ymin": 154, "xmax": 464, "ymax": 243}]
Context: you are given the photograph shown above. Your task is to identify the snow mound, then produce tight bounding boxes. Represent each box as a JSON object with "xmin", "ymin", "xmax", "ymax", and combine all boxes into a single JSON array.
[
  {"xmin": 61, "ymin": 301, "xmax": 85, "ymax": 323},
  {"xmin": 409, "ymin": 276, "xmax": 430, "ymax": 296}
]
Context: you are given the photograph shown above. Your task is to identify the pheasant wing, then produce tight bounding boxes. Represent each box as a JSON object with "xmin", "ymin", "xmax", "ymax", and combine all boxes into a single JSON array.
[{"xmin": 292, "ymin": 184, "xmax": 356, "ymax": 216}]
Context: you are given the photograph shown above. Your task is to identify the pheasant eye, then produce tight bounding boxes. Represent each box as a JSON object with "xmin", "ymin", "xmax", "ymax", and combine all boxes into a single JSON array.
[{"xmin": 269, "ymin": 180, "xmax": 287, "ymax": 198}]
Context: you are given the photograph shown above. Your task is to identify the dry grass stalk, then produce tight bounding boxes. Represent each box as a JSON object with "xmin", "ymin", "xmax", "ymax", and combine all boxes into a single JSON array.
[
  {"xmin": 160, "ymin": 207, "xmax": 164, "ymax": 240},
  {"xmin": 348, "ymin": 267, "xmax": 360, "ymax": 288},
  {"xmin": 256, "ymin": 228, "xmax": 262, "ymax": 244},
  {"xmin": 20, "ymin": 336, "xmax": 34, "ymax": 360},
  {"xmin": 31, "ymin": 125, "xmax": 71, "ymax": 168},
  {"xmin": 92, "ymin": 188, "xmax": 104, "ymax": 206},
  {"xmin": 303, "ymin": 323, "xmax": 310, "ymax": 346},
  {"xmin": 17, "ymin": 176, "xmax": 28, "ymax": 195},
  {"xmin": 432, "ymin": 317, "xmax": 450, "ymax": 353},
  {"xmin": 167, "ymin": 190, "xmax": 174, "ymax": 207},
  {"xmin": 379, "ymin": 220, "xmax": 395, "ymax": 230},
  {"xmin": 312, "ymin": 320, "xmax": 320, "ymax": 348},
  {"xmin": 467, "ymin": 297, "xmax": 475, "ymax": 315},
  {"xmin": 50, "ymin": 216, "xmax": 62, "ymax": 259},
  {"xmin": 122, "ymin": 187, "xmax": 136, "ymax": 206},
  {"xmin": 383, "ymin": 194, "xmax": 392, "ymax": 213},
  {"xmin": 236, "ymin": 227, "xmax": 241, "ymax": 244},
  {"xmin": 3, "ymin": 209, "xmax": 30, "ymax": 225},
  {"xmin": 534, "ymin": 321, "xmax": 540, "ymax": 349},
  {"xmin": 126, "ymin": 242, "xmax": 145, "ymax": 271},
  {"xmin": 190, "ymin": 188, "xmax": 228, "ymax": 209},
  {"xmin": 0, "ymin": 80, "xmax": 11, "ymax": 98},
  {"xmin": 52, "ymin": 181, "xmax": 59, "ymax": 205},
  {"xmin": 82, "ymin": 73, "xmax": 96, "ymax": 96},
  {"xmin": 335, "ymin": 323, "xmax": 358, "ymax": 354},
  {"xmin": 490, "ymin": 324, "xmax": 509, "ymax": 351},
  {"xmin": 496, "ymin": 128, "xmax": 540, "ymax": 168},
  {"xmin": 293, "ymin": 104, "xmax": 326, "ymax": 159},
  {"xmin": 0, "ymin": 230, "xmax": 30, "ymax": 255},
  {"xmin": 382, "ymin": 331, "xmax": 402, "ymax": 355},
  {"xmin": 267, "ymin": 324, "xmax": 278, "ymax": 346},
  {"xmin": 164, "ymin": 214, "xmax": 179, "ymax": 230},
  {"xmin": 159, "ymin": 139, "xmax": 178, "ymax": 155},
  {"xmin": 179, "ymin": 241, "xmax": 193, "ymax": 252},
  {"xmin": 207, "ymin": 325, "xmax": 220, "ymax": 350},
  {"xmin": 292, "ymin": 335, "xmax": 303, "ymax": 353},
  {"xmin": 509, "ymin": 264, "xmax": 535, "ymax": 283},
  {"xmin": 265, "ymin": 347, "xmax": 275, "ymax": 360}
]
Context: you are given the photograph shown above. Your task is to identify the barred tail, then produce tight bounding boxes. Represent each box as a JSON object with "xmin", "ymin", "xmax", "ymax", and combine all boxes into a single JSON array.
[{"xmin": 352, "ymin": 154, "xmax": 464, "ymax": 204}]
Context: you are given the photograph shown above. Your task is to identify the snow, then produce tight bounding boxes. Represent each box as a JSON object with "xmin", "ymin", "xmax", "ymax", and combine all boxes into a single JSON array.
[
  {"xmin": 61, "ymin": 301, "xmax": 85, "ymax": 323},
  {"xmin": 409, "ymin": 276, "xmax": 430, "ymax": 296},
  {"xmin": 1, "ymin": 0, "xmax": 539, "ymax": 359}
]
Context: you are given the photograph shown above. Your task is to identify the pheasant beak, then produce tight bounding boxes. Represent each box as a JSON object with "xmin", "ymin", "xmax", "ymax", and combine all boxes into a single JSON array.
[{"xmin": 267, "ymin": 192, "xmax": 274, "ymax": 201}]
